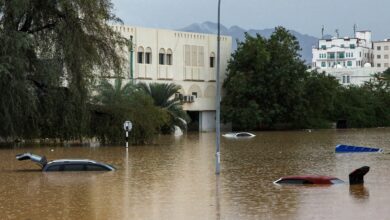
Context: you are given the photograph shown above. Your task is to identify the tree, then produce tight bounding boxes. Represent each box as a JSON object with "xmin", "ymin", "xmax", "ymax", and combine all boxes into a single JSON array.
[
  {"xmin": 0, "ymin": 0, "xmax": 126, "ymax": 140},
  {"xmin": 137, "ymin": 82, "xmax": 190, "ymax": 134},
  {"xmin": 91, "ymin": 78, "xmax": 167, "ymax": 144},
  {"xmin": 222, "ymin": 27, "xmax": 310, "ymax": 130}
]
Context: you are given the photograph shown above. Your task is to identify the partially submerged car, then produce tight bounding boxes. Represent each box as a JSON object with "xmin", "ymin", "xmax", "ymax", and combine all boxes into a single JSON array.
[
  {"xmin": 274, "ymin": 166, "xmax": 369, "ymax": 185},
  {"xmin": 222, "ymin": 132, "xmax": 256, "ymax": 138},
  {"xmin": 16, "ymin": 152, "xmax": 115, "ymax": 171}
]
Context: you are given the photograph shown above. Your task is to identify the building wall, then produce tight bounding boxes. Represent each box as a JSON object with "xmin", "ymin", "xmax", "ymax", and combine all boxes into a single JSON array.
[
  {"xmin": 373, "ymin": 40, "xmax": 390, "ymax": 68},
  {"xmin": 312, "ymin": 31, "xmax": 373, "ymax": 69},
  {"xmin": 111, "ymin": 25, "xmax": 232, "ymax": 131},
  {"xmin": 317, "ymin": 66, "xmax": 386, "ymax": 86}
]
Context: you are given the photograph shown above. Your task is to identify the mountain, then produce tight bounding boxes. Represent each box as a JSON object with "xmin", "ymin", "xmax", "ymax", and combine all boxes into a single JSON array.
[{"xmin": 179, "ymin": 22, "xmax": 320, "ymax": 64}]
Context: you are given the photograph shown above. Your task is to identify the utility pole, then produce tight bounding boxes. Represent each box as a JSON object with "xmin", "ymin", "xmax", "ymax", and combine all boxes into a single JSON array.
[
  {"xmin": 215, "ymin": 0, "xmax": 221, "ymax": 175},
  {"xmin": 129, "ymin": 35, "xmax": 134, "ymax": 84}
]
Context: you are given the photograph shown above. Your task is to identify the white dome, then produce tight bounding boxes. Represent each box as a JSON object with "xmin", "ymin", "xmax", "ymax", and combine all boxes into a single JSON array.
[{"xmin": 364, "ymin": 63, "xmax": 372, "ymax": 68}]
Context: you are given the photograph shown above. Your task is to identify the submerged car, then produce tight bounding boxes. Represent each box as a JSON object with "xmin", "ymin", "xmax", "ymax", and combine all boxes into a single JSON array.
[
  {"xmin": 222, "ymin": 132, "xmax": 256, "ymax": 138},
  {"xmin": 16, "ymin": 152, "xmax": 115, "ymax": 172},
  {"xmin": 274, "ymin": 166, "xmax": 369, "ymax": 185}
]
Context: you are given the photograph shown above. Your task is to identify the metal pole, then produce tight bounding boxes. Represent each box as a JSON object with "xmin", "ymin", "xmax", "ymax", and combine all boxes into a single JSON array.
[
  {"xmin": 215, "ymin": 0, "xmax": 221, "ymax": 175},
  {"xmin": 129, "ymin": 36, "xmax": 134, "ymax": 83},
  {"xmin": 126, "ymin": 131, "xmax": 129, "ymax": 148}
]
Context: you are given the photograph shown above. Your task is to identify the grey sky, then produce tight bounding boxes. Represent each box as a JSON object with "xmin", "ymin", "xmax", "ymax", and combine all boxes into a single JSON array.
[{"xmin": 112, "ymin": 0, "xmax": 390, "ymax": 40}]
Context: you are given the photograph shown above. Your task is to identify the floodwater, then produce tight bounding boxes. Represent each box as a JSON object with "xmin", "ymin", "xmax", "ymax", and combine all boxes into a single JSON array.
[{"xmin": 1, "ymin": 128, "xmax": 390, "ymax": 220}]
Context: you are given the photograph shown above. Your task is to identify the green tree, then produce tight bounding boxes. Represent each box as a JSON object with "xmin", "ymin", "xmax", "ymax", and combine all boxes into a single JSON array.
[
  {"xmin": 0, "ymin": 0, "xmax": 126, "ymax": 140},
  {"xmin": 91, "ymin": 78, "xmax": 167, "ymax": 144},
  {"xmin": 137, "ymin": 82, "xmax": 190, "ymax": 134},
  {"xmin": 222, "ymin": 27, "xmax": 310, "ymax": 130}
]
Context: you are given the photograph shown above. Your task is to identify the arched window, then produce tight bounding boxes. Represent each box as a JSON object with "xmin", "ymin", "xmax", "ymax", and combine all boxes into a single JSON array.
[
  {"xmin": 209, "ymin": 52, "xmax": 215, "ymax": 68},
  {"xmin": 145, "ymin": 47, "xmax": 152, "ymax": 64},
  {"xmin": 166, "ymin": 49, "xmax": 173, "ymax": 65},
  {"xmin": 137, "ymin": 47, "xmax": 144, "ymax": 64},
  {"xmin": 159, "ymin": 48, "xmax": 165, "ymax": 65}
]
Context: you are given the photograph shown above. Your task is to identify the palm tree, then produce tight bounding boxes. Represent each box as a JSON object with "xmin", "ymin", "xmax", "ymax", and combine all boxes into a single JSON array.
[
  {"xmin": 137, "ymin": 82, "xmax": 190, "ymax": 134},
  {"xmin": 91, "ymin": 78, "xmax": 166, "ymax": 144}
]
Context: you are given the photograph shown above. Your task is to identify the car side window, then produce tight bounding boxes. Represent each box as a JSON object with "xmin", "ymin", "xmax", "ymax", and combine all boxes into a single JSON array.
[
  {"xmin": 276, "ymin": 179, "xmax": 313, "ymax": 184},
  {"xmin": 63, "ymin": 164, "xmax": 85, "ymax": 171},
  {"xmin": 45, "ymin": 165, "xmax": 62, "ymax": 171},
  {"xmin": 86, "ymin": 164, "xmax": 109, "ymax": 171}
]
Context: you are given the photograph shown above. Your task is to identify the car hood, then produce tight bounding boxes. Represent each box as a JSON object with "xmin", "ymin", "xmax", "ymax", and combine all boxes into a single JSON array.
[{"xmin": 16, "ymin": 152, "xmax": 47, "ymax": 167}]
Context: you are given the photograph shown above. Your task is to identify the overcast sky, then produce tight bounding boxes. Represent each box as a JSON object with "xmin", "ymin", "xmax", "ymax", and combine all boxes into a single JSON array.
[{"xmin": 112, "ymin": 0, "xmax": 390, "ymax": 40}]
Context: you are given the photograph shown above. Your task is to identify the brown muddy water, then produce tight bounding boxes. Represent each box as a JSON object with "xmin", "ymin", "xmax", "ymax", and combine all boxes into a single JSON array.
[{"xmin": 1, "ymin": 128, "xmax": 390, "ymax": 220}]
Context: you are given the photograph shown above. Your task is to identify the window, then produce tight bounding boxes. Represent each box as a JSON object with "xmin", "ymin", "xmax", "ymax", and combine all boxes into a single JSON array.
[
  {"xmin": 341, "ymin": 44, "xmax": 345, "ymax": 48},
  {"xmin": 342, "ymin": 76, "xmax": 346, "ymax": 84},
  {"xmin": 46, "ymin": 165, "xmax": 61, "ymax": 171},
  {"xmin": 210, "ymin": 53, "xmax": 215, "ymax": 68},
  {"xmin": 385, "ymin": 55, "xmax": 389, "ymax": 59},
  {"xmin": 63, "ymin": 164, "xmax": 85, "ymax": 171},
  {"xmin": 192, "ymin": 92, "xmax": 198, "ymax": 98},
  {"xmin": 377, "ymin": 55, "xmax": 381, "ymax": 59},
  {"xmin": 86, "ymin": 165, "xmax": 109, "ymax": 171},
  {"xmin": 350, "ymin": 44, "xmax": 356, "ymax": 49},
  {"xmin": 321, "ymin": 45, "xmax": 326, "ymax": 49},
  {"xmin": 321, "ymin": 62, "xmax": 326, "ymax": 67},
  {"xmin": 145, "ymin": 47, "xmax": 152, "ymax": 64},
  {"xmin": 377, "ymin": 63, "xmax": 381, "ymax": 67},
  {"xmin": 385, "ymin": 46, "xmax": 389, "ymax": 50},
  {"xmin": 166, "ymin": 49, "xmax": 173, "ymax": 65},
  {"xmin": 347, "ymin": 76, "xmax": 350, "ymax": 83},
  {"xmin": 159, "ymin": 48, "xmax": 165, "ymax": 65},
  {"xmin": 377, "ymin": 46, "xmax": 381, "ymax": 50},
  {"xmin": 137, "ymin": 47, "xmax": 144, "ymax": 64},
  {"xmin": 329, "ymin": 53, "xmax": 335, "ymax": 59},
  {"xmin": 347, "ymin": 61, "xmax": 352, "ymax": 66},
  {"xmin": 385, "ymin": 63, "xmax": 389, "ymax": 67}
]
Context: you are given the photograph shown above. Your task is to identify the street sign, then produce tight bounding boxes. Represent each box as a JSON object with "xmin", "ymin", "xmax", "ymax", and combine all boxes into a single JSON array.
[{"xmin": 124, "ymin": 121, "xmax": 132, "ymax": 132}]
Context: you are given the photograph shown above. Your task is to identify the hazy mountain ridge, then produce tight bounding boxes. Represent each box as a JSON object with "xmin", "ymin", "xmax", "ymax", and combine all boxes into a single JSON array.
[{"xmin": 179, "ymin": 22, "xmax": 322, "ymax": 64}]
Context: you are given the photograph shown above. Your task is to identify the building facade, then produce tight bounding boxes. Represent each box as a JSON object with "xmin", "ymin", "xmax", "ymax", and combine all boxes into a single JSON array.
[
  {"xmin": 111, "ymin": 25, "xmax": 232, "ymax": 132},
  {"xmin": 312, "ymin": 31, "xmax": 373, "ymax": 69},
  {"xmin": 373, "ymin": 39, "xmax": 390, "ymax": 68},
  {"xmin": 315, "ymin": 66, "xmax": 385, "ymax": 86}
]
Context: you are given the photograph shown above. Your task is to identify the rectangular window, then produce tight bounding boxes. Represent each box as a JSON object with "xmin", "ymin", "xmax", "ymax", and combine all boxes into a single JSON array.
[
  {"xmin": 210, "ymin": 57, "xmax": 215, "ymax": 68},
  {"xmin": 342, "ymin": 76, "xmax": 346, "ymax": 83},
  {"xmin": 145, "ymin": 52, "xmax": 151, "ymax": 64},
  {"xmin": 338, "ymin": 52, "xmax": 345, "ymax": 58},
  {"xmin": 159, "ymin": 53, "xmax": 165, "ymax": 65},
  {"xmin": 377, "ymin": 63, "xmax": 381, "ymax": 67},
  {"xmin": 385, "ymin": 46, "xmax": 389, "ymax": 50},
  {"xmin": 347, "ymin": 76, "xmax": 350, "ymax": 83},
  {"xmin": 198, "ymin": 46, "xmax": 204, "ymax": 67},
  {"xmin": 137, "ymin": 52, "xmax": 143, "ymax": 64},
  {"xmin": 321, "ymin": 62, "xmax": 326, "ymax": 67},
  {"xmin": 329, "ymin": 53, "xmax": 335, "ymax": 59},
  {"xmin": 192, "ymin": 92, "xmax": 198, "ymax": 98},
  {"xmin": 350, "ymin": 44, "xmax": 356, "ymax": 49},
  {"xmin": 377, "ymin": 55, "xmax": 381, "ymax": 59},
  {"xmin": 191, "ymin": 45, "xmax": 198, "ymax": 66},
  {"xmin": 347, "ymin": 61, "xmax": 352, "ymax": 66},
  {"xmin": 385, "ymin": 55, "xmax": 389, "ymax": 59},
  {"xmin": 166, "ymin": 54, "xmax": 172, "ymax": 65},
  {"xmin": 385, "ymin": 63, "xmax": 389, "ymax": 67},
  {"xmin": 184, "ymin": 45, "xmax": 191, "ymax": 66},
  {"xmin": 377, "ymin": 46, "xmax": 381, "ymax": 50},
  {"xmin": 321, "ymin": 45, "xmax": 326, "ymax": 49}
]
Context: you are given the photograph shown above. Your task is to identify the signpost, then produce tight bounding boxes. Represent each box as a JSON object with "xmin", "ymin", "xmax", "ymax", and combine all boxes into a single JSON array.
[{"xmin": 123, "ymin": 121, "xmax": 132, "ymax": 148}]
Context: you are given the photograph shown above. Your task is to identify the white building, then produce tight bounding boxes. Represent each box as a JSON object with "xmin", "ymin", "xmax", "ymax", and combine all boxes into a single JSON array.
[
  {"xmin": 373, "ymin": 39, "xmax": 390, "ymax": 68},
  {"xmin": 111, "ymin": 25, "xmax": 232, "ymax": 132},
  {"xmin": 316, "ymin": 66, "xmax": 385, "ymax": 86},
  {"xmin": 312, "ymin": 31, "xmax": 373, "ymax": 69}
]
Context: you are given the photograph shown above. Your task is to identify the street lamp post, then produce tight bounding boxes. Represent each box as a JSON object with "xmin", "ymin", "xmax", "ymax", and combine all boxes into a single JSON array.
[
  {"xmin": 129, "ymin": 35, "xmax": 134, "ymax": 83},
  {"xmin": 215, "ymin": 0, "xmax": 221, "ymax": 175}
]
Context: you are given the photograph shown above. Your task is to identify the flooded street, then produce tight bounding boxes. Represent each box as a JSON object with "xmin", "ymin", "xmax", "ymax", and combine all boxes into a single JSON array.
[{"xmin": 1, "ymin": 128, "xmax": 390, "ymax": 220}]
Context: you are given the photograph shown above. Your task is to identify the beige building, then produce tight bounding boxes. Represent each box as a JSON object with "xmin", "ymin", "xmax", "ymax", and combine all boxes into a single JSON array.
[
  {"xmin": 373, "ymin": 39, "xmax": 390, "ymax": 68},
  {"xmin": 111, "ymin": 25, "xmax": 232, "ymax": 132}
]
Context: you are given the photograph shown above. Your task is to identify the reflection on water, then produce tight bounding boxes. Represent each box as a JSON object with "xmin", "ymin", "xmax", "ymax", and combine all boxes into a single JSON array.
[{"xmin": 0, "ymin": 128, "xmax": 389, "ymax": 219}]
